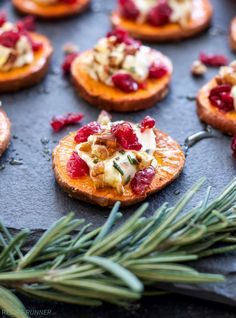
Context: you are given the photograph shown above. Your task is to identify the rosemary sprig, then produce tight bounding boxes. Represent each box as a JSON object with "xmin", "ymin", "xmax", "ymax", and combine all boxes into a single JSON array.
[{"xmin": 0, "ymin": 178, "xmax": 236, "ymax": 317}]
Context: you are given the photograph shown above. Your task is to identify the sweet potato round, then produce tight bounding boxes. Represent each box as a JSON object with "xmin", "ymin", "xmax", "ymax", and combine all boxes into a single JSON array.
[
  {"xmin": 0, "ymin": 109, "xmax": 11, "ymax": 157},
  {"xmin": 229, "ymin": 17, "xmax": 236, "ymax": 52},
  {"xmin": 197, "ymin": 79, "xmax": 236, "ymax": 135},
  {"xmin": 12, "ymin": 0, "xmax": 90, "ymax": 19},
  {"xmin": 0, "ymin": 33, "xmax": 53, "ymax": 93},
  {"xmin": 111, "ymin": 0, "xmax": 213, "ymax": 42},
  {"xmin": 71, "ymin": 50, "xmax": 172, "ymax": 112},
  {"xmin": 52, "ymin": 129, "xmax": 185, "ymax": 207}
]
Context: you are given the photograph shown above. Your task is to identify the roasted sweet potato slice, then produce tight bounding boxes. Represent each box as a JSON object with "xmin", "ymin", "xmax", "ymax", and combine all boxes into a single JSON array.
[
  {"xmin": 0, "ymin": 109, "xmax": 11, "ymax": 157},
  {"xmin": 0, "ymin": 33, "xmax": 53, "ymax": 93},
  {"xmin": 71, "ymin": 51, "xmax": 172, "ymax": 112},
  {"xmin": 229, "ymin": 17, "xmax": 236, "ymax": 52},
  {"xmin": 12, "ymin": 0, "xmax": 90, "ymax": 19},
  {"xmin": 197, "ymin": 79, "xmax": 236, "ymax": 135},
  {"xmin": 52, "ymin": 129, "xmax": 185, "ymax": 207},
  {"xmin": 111, "ymin": 0, "xmax": 213, "ymax": 42}
]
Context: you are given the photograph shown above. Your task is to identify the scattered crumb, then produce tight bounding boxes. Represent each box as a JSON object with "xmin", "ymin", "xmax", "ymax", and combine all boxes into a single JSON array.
[
  {"xmin": 191, "ymin": 60, "xmax": 207, "ymax": 77},
  {"xmin": 63, "ymin": 42, "xmax": 79, "ymax": 54}
]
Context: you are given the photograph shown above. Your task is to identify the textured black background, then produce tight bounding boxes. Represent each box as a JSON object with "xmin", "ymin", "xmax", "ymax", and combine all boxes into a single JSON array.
[{"xmin": 0, "ymin": 0, "xmax": 236, "ymax": 316}]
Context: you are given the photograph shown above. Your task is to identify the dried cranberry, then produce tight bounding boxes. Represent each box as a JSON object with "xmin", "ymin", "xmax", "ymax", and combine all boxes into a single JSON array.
[
  {"xmin": 147, "ymin": 0, "xmax": 172, "ymax": 26},
  {"xmin": 199, "ymin": 53, "xmax": 228, "ymax": 67},
  {"xmin": 131, "ymin": 166, "xmax": 155, "ymax": 195},
  {"xmin": 67, "ymin": 152, "xmax": 90, "ymax": 178},
  {"xmin": 74, "ymin": 121, "xmax": 101, "ymax": 143},
  {"xmin": 16, "ymin": 16, "xmax": 36, "ymax": 32},
  {"xmin": 31, "ymin": 40, "xmax": 43, "ymax": 52},
  {"xmin": 106, "ymin": 28, "xmax": 140, "ymax": 47},
  {"xmin": 140, "ymin": 116, "xmax": 156, "ymax": 132},
  {"xmin": 62, "ymin": 53, "xmax": 79, "ymax": 75},
  {"xmin": 209, "ymin": 84, "xmax": 234, "ymax": 112},
  {"xmin": 231, "ymin": 134, "xmax": 236, "ymax": 158},
  {"xmin": 111, "ymin": 122, "xmax": 142, "ymax": 151},
  {"xmin": 139, "ymin": 81, "xmax": 147, "ymax": 89},
  {"xmin": 112, "ymin": 73, "xmax": 138, "ymax": 93},
  {"xmin": 118, "ymin": 0, "xmax": 140, "ymax": 21},
  {"xmin": 0, "ymin": 11, "xmax": 7, "ymax": 27},
  {"xmin": 50, "ymin": 112, "xmax": 84, "ymax": 132},
  {"xmin": 149, "ymin": 62, "xmax": 168, "ymax": 79},
  {"xmin": 0, "ymin": 31, "xmax": 20, "ymax": 48}
]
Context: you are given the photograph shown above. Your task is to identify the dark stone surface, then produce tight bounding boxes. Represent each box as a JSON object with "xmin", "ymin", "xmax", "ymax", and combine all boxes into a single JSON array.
[{"xmin": 0, "ymin": 0, "xmax": 236, "ymax": 316}]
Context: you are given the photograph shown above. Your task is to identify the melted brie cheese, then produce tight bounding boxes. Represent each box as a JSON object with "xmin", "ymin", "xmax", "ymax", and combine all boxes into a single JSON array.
[
  {"xmin": 75, "ymin": 123, "xmax": 158, "ymax": 192},
  {"xmin": 0, "ymin": 23, "xmax": 34, "ymax": 72},
  {"xmin": 86, "ymin": 36, "xmax": 168, "ymax": 86},
  {"xmin": 231, "ymin": 86, "xmax": 236, "ymax": 111}
]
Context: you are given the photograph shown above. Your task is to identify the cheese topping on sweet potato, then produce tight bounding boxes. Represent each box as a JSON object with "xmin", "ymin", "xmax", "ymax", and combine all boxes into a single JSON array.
[
  {"xmin": 0, "ymin": 21, "xmax": 34, "ymax": 72},
  {"xmin": 72, "ymin": 112, "xmax": 158, "ymax": 194},
  {"xmin": 83, "ymin": 30, "xmax": 171, "ymax": 89},
  {"xmin": 119, "ymin": 0, "xmax": 192, "ymax": 27},
  {"xmin": 215, "ymin": 61, "xmax": 236, "ymax": 111}
]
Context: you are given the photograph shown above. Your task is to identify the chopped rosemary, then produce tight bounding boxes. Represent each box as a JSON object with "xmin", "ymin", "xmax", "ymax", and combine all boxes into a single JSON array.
[
  {"xmin": 119, "ymin": 150, "xmax": 125, "ymax": 155},
  {"xmin": 93, "ymin": 159, "xmax": 99, "ymax": 164},
  {"xmin": 124, "ymin": 175, "xmax": 131, "ymax": 185},
  {"xmin": 127, "ymin": 155, "xmax": 138, "ymax": 165},
  {"xmin": 115, "ymin": 156, "xmax": 120, "ymax": 161},
  {"xmin": 113, "ymin": 161, "xmax": 124, "ymax": 175}
]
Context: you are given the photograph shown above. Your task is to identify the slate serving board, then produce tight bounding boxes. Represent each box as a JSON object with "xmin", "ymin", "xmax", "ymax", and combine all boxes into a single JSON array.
[{"xmin": 0, "ymin": 0, "xmax": 236, "ymax": 315}]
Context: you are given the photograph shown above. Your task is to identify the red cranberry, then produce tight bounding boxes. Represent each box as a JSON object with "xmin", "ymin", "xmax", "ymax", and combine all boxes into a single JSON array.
[
  {"xmin": 118, "ymin": 0, "xmax": 140, "ymax": 21},
  {"xmin": 199, "ymin": 53, "xmax": 228, "ymax": 67},
  {"xmin": 0, "ymin": 31, "xmax": 20, "ymax": 48},
  {"xmin": 106, "ymin": 28, "xmax": 140, "ymax": 47},
  {"xmin": 0, "ymin": 11, "xmax": 7, "ymax": 27},
  {"xmin": 67, "ymin": 152, "xmax": 90, "ymax": 178},
  {"xmin": 131, "ymin": 166, "xmax": 155, "ymax": 195},
  {"xmin": 147, "ymin": 0, "xmax": 172, "ymax": 26},
  {"xmin": 112, "ymin": 73, "xmax": 138, "ymax": 93},
  {"xmin": 139, "ymin": 81, "xmax": 147, "ymax": 89},
  {"xmin": 16, "ymin": 16, "xmax": 36, "ymax": 32},
  {"xmin": 111, "ymin": 122, "xmax": 142, "ymax": 151},
  {"xmin": 140, "ymin": 116, "xmax": 156, "ymax": 132},
  {"xmin": 62, "ymin": 53, "xmax": 79, "ymax": 75},
  {"xmin": 231, "ymin": 134, "xmax": 236, "ymax": 158},
  {"xmin": 209, "ymin": 84, "xmax": 234, "ymax": 112},
  {"xmin": 50, "ymin": 112, "xmax": 84, "ymax": 132},
  {"xmin": 74, "ymin": 121, "xmax": 101, "ymax": 144},
  {"xmin": 149, "ymin": 62, "xmax": 168, "ymax": 79},
  {"xmin": 31, "ymin": 40, "xmax": 43, "ymax": 52}
]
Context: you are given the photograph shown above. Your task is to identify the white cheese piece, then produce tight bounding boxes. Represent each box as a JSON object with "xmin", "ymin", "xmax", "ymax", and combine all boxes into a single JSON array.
[
  {"xmin": 231, "ymin": 86, "xmax": 236, "ymax": 111},
  {"xmin": 0, "ymin": 45, "xmax": 12, "ymax": 68},
  {"xmin": 169, "ymin": 0, "xmax": 192, "ymax": 26}
]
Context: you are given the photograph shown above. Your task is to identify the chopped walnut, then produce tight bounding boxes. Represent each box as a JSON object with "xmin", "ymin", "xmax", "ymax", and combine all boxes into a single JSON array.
[
  {"xmin": 63, "ymin": 42, "xmax": 79, "ymax": 54},
  {"xmin": 216, "ymin": 64, "xmax": 236, "ymax": 86},
  {"xmin": 191, "ymin": 60, "xmax": 207, "ymax": 76},
  {"xmin": 78, "ymin": 142, "xmax": 91, "ymax": 153},
  {"xmin": 92, "ymin": 145, "xmax": 109, "ymax": 160}
]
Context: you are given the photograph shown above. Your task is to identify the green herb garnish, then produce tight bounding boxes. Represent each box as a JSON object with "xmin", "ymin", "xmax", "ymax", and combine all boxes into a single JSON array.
[
  {"xmin": 0, "ymin": 178, "xmax": 236, "ymax": 315},
  {"xmin": 119, "ymin": 150, "xmax": 125, "ymax": 155},
  {"xmin": 127, "ymin": 155, "xmax": 138, "ymax": 165},
  {"xmin": 93, "ymin": 159, "xmax": 99, "ymax": 164},
  {"xmin": 124, "ymin": 175, "xmax": 131, "ymax": 185},
  {"xmin": 113, "ymin": 161, "xmax": 124, "ymax": 175}
]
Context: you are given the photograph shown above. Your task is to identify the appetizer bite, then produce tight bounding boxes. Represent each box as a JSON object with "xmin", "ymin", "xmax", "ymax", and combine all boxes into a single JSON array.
[
  {"xmin": 111, "ymin": 0, "xmax": 213, "ymax": 42},
  {"xmin": 197, "ymin": 61, "xmax": 236, "ymax": 134},
  {"xmin": 12, "ymin": 0, "xmax": 90, "ymax": 20},
  {"xmin": 230, "ymin": 17, "xmax": 236, "ymax": 52},
  {"xmin": 0, "ymin": 108, "xmax": 11, "ymax": 157},
  {"xmin": 0, "ymin": 14, "xmax": 53, "ymax": 93},
  {"xmin": 71, "ymin": 29, "xmax": 172, "ymax": 112},
  {"xmin": 53, "ymin": 111, "xmax": 185, "ymax": 207}
]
